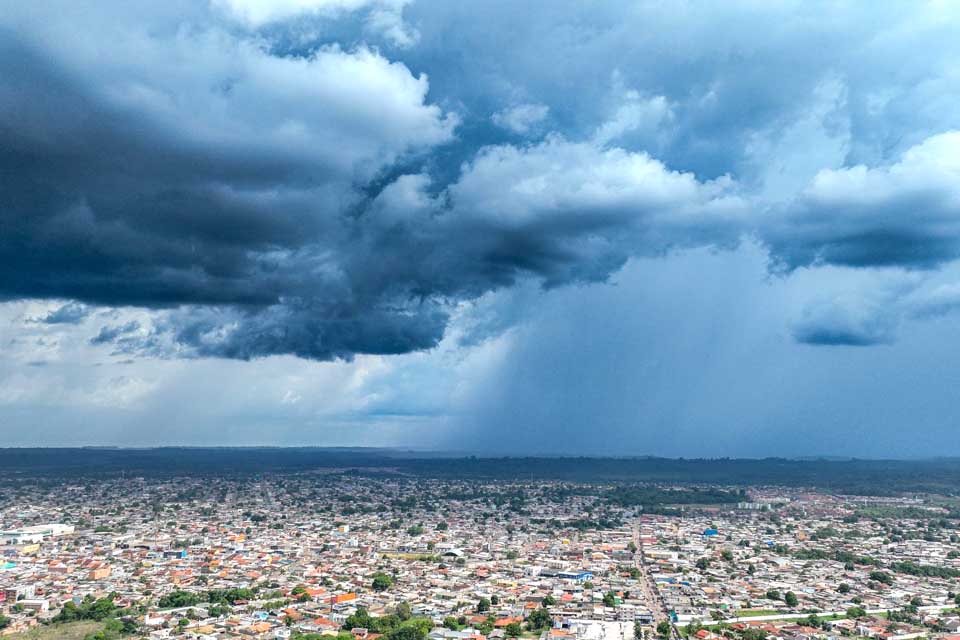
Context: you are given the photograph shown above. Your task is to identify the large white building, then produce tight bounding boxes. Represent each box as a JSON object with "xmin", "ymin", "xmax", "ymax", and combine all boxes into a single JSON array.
[{"xmin": 0, "ymin": 523, "xmax": 74, "ymax": 545}]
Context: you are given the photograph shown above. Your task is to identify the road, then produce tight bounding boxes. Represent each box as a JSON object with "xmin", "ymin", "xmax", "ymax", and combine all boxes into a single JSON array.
[{"xmin": 633, "ymin": 522, "xmax": 682, "ymax": 640}]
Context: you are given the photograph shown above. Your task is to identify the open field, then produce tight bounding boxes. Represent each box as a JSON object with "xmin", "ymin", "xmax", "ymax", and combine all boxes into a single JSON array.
[
  {"xmin": 735, "ymin": 609, "xmax": 780, "ymax": 617},
  {"xmin": 7, "ymin": 621, "xmax": 103, "ymax": 640}
]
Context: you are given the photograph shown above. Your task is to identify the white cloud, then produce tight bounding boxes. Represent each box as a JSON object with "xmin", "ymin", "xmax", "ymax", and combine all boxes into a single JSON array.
[
  {"xmin": 451, "ymin": 135, "xmax": 745, "ymax": 237},
  {"xmin": 592, "ymin": 91, "xmax": 672, "ymax": 147},
  {"xmin": 769, "ymin": 130, "xmax": 960, "ymax": 269},
  {"xmin": 3, "ymin": 5, "xmax": 454, "ymax": 185},
  {"xmin": 213, "ymin": 0, "xmax": 418, "ymax": 46},
  {"xmin": 491, "ymin": 103, "xmax": 550, "ymax": 135}
]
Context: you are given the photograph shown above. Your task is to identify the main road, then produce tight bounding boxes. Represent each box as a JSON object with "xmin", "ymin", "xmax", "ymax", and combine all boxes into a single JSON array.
[{"xmin": 633, "ymin": 522, "xmax": 682, "ymax": 640}]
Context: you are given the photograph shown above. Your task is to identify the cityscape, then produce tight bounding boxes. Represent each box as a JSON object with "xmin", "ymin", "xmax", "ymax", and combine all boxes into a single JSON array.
[
  {"xmin": 4, "ymin": 456, "xmax": 960, "ymax": 640},
  {"xmin": 5, "ymin": 1, "xmax": 960, "ymax": 640}
]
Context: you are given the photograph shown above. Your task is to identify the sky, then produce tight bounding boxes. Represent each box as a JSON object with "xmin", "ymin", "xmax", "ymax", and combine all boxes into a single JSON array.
[{"xmin": 3, "ymin": 0, "xmax": 960, "ymax": 456}]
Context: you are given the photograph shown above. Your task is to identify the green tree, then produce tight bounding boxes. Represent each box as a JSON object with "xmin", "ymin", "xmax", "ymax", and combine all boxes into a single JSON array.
[
  {"xmin": 656, "ymin": 621, "xmax": 672, "ymax": 638},
  {"xmin": 846, "ymin": 607, "xmax": 867, "ymax": 619},
  {"xmin": 766, "ymin": 589, "xmax": 781, "ymax": 601},
  {"xmin": 505, "ymin": 622, "xmax": 523, "ymax": 637},
  {"xmin": 784, "ymin": 592, "xmax": 798, "ymax": 607},
  {"xmin": 838, "ymin": 583, "xmax": 850, "ymax": 594},
  {"xmin": 477, "ymin": 597, "xmax": 491, "ymax": 612},
  {"xmin": 542, "ymin": 595, "xmax": 556, "ymax": 607},
  {"xmin": 385, "ymin": 624, "xmax": 429, "ymax": 640},
  {"xmin": 868, "ymin": 571, "xmax": 893, "ymax": 586},
  {"xmin": 603, "ymin": 592, "xmax": 617, "ymax": 607},
  {"xmin": 444, "ymin": 617, "xmax": 461, "ymax": 630},
  {"xmin": 527, "ymin": 607, "xmax": 552, "ymax": 631},
  {"xmin": 372, "ymin": 572, "xmax": 394, "ymax": 592}
]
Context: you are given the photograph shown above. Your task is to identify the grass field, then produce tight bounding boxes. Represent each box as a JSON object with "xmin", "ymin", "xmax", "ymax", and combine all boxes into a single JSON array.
[
  {"xmin": 736, "ymin": 609, "xmax": 781, "ymax": 617},
  {"xmin": 7, "ymin": 621, "xmax": 103, "ymax": 640}
]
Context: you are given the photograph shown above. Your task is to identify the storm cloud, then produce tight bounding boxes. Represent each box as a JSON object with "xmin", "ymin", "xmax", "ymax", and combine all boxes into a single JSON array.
[{"xmin": 4, "ymin": 0, "xmax": 960, "ymax": 374}]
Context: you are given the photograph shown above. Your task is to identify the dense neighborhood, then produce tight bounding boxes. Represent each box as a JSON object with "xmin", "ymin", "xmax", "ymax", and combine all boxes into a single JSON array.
[{"xmin": 4, "ymin": 476, "xmax": 960, "ymax": 640}]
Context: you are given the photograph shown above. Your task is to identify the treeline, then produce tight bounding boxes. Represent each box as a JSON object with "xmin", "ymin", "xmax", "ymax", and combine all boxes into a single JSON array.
[
  {"xmin": 10, "ymin": 448, "xmax": 960, "ymax": 496},
  {"xmin": 344, "ymin": 607, "xmax": 433, "ymax": 640},
  {"xmin": 157, "ymin": 588, "xmax": 255, "ymax": 609},
  {"xmin": 889, "ymin": 561, "xmax": 960, "ymax": 579},
  {"xmin": 52, "ymin": 594, "xmax": 139, "ymax": 639},
  {"xmin": 792, "ymin": 549, "xmax": 880, "ymax": 566}
]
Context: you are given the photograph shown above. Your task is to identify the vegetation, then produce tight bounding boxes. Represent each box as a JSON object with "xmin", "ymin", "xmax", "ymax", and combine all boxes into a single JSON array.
[
  {"xmin": 53, "ymin": 596, "xmax": 121, "ymax": 623},
  {"xmin": 889, "ymin": 561, "xmax": 960, "ymax": 579},
  {"xmin": 344, "ymin": 606, "xmax": 432, "ymax": 640},
  {"xmin": 5, "ymin": 621, "xmax": 103, "ymax": 640},
  {"xmin": 527, "ymin": 607, "xmax": 552, "ymax": 631},
  {"xmin": 372, "ymin": 572, "xmax": 394, "ymax": 592},
  {"xmin": 156, "ymin": 588, "xmax": 255, "ymax": 608},
  {"xmin": 868, "ymin": 570, "xmax": 894, "ymax": 585}
]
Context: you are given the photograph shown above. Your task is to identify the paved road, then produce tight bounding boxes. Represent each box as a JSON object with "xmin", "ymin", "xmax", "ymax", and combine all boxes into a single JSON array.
[{"xmin": 633, "ymin": 522, "xmax": 681, "ymax": 640}]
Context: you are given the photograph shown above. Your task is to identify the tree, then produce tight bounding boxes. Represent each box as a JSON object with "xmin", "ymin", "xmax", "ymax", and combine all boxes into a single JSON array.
[
  {"xmin": 656, "ymin": 621, "xmax": 672, "ymax": 638},
  {"xmin": 372, "ymin": 572, "xmax": 394, "ymax": 592},
  {"xmin": 766, "ymin": 589, "xmax": 781, "ymax": 601},
  {"xmin": 386, "ymin": 624, "xmax": 429, "ymax": 640},
  {"xmin": 444, "ymin": 617, "xmax": 461, "ymax": 630},
  {"xmin": 527, "ymin": 607, "xmax": 552, "ymax": 631},
  {"xmin": 634, "ymin": 621, "xmax": 644, "ymax": 640},
  {"xmin": 868, "ymin": 571, "xmax": 893, "ymax": 586},
  {"xmin": 784, "ymin": 592, "xmax": 798, "ymax": 607},
  {"xmin": 396, "ymin": 602, "xmax": 412, "ymax": 621},
  {"xmin": 846, "ymin": 607, "xmax": 867, "ymax": 619},
  {"xmin": 838, "ymin": 583, "xmax": 851, "ymax": 594},
  {"xmin": 491, "ymin": 595, "xmax": 500, "ymax": 605},
  {"xmin": 437, "ymin": 522, "xmax": 449, "ymax": 531},
  {"xmin": 505, "ymin": 622, "xmax": 523, "ymax": 637},
  {"xmin": 477, "ymin": 597, "xmax": 491, "ymax": 613},
  {"xmin": 695, "ymin": 558, "xmax": 711, "ymax": 571},
  {"xmin": 603, "ymin": 592, "xmax": 617, "ymax": 607},
  {"xmin": 0, "ymin": 616, "xmax": 10, "ymax": 631},
  {"xmin": 542, "ymin": 595, "xmax": 556, "ymax": 607},
  {"xmin": 721, "ymin": 550, "xmax": 734, "ymax": 562}
]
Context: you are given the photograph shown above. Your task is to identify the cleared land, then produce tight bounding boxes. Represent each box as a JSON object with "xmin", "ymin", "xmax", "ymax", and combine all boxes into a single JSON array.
[{"xmin": 7, "ymin": 621, "xmax": 103, "ymax": 640}]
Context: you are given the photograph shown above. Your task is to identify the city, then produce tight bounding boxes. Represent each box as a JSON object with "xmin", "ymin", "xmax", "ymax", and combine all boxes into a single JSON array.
[
  {"xmin": 4, "ymin": 469, "xmax": 960, "ymax": 640},
  {"xmin": 4, "ymin": 1, "xmax": 960, "ymax": 639}
]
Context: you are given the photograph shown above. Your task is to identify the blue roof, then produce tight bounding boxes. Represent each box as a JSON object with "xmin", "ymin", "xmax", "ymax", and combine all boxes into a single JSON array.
[{"xmin": 703, "ymin": 528, "xmax": 719, "ymax": 536}]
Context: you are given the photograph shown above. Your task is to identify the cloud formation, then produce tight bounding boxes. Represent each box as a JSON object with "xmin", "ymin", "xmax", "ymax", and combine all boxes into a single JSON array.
[{"xmin": 3, "ymin": 0, "xmax": 960, "ymax": 371}]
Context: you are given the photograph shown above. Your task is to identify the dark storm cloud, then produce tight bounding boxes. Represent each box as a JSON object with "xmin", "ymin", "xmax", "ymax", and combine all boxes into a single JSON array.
[{"xmin": 5, "ymin": 0, "xmax": 960, "ymax": 360}]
